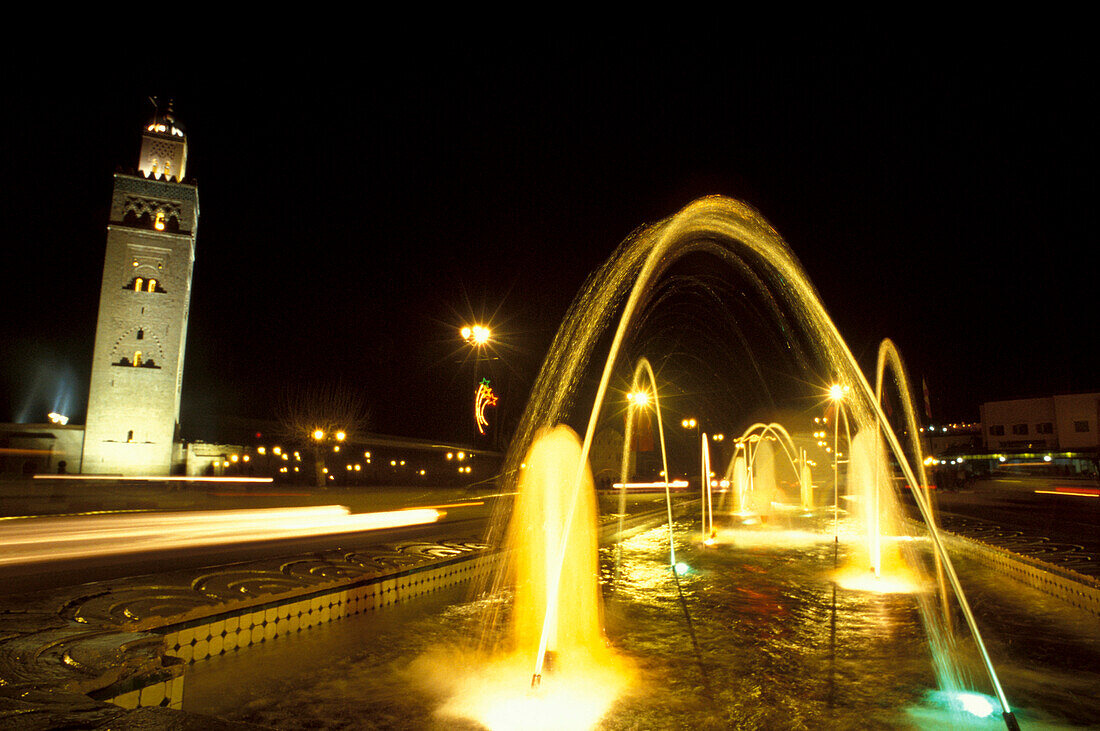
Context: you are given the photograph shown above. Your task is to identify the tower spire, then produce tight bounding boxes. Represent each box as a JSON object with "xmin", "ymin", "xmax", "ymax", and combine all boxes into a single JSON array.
[{"xmin": 138, "ymin": 97, "xmax": 187, "ymax": 181}]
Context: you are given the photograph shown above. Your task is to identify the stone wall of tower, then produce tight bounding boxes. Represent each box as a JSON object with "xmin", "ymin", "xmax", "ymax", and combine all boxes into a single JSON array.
[{"xmin": 82, "ymin": 173, "xmax": 198, "ymax": 475}]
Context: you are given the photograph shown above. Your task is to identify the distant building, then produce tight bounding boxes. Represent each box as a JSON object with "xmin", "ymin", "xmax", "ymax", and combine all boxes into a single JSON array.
[
  {"xmin": 980, "ymin": 393, "xmax": 1100, "ymax": 452},
  {"xmin": 81, "ymin": 101, "xmax": 199, "ymax": 475},
  {"xmin": 0, "ymin": 424, "xmax": 84, "ymax": 475},
  {"xmin": 924, "ymin": 423, "xmax": 982, "ymax": 457}
]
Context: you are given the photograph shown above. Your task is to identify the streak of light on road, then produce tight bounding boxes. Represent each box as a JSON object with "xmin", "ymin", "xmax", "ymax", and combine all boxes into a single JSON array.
[
  {"xmin": 0, "ymin": 505, "xmax": 441, "ymax": 567},
  {"xmin": 1034, "ymin": 489, "xmax": 1100, "ymax": 498}
]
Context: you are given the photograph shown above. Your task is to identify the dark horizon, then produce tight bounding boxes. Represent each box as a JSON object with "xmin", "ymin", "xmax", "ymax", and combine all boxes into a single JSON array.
[{"xmin": 2, "ymin": 46, "xmax": 1095, "ymax": 445}]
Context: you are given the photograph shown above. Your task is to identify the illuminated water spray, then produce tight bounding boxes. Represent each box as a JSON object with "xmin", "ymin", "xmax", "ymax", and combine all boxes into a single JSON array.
[
  {"xmin": 619, "ymin": 358, "xmax": 676, "ymax": 570},
  {"xmin": 701, "ymin": 434, "xmax": 716, "ymax": 543},
  {"xmin": 491, "ymin": 196, "xmax": 1017, "ymax": 729},
  {"xmin": 725, "ymin": 423, "xmax": 805, "ymax": 517}
]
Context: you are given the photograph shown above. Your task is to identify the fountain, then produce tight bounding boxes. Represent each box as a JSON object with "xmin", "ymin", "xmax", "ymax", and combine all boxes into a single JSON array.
[
  {"xmin": 434, "ymin": 425, "xmax": 634, "ymax": 730},
  {"xmin": 835, "ymin": 427, "xmax": 921, "ymax": 593},
  {"xmin": 483, "ymin": 195, "xmax": 1019, "ymax": 729},
  {"xmin": 700, "ymin": 433, "xmax": 716, "ymax": 543},
  {"xmin": 169, "ymin": 193, "xmax": 1100, "ymax": 729},
  {"xmin": 162, "ymin": 196, "xmax": 1100, "ymax": 728},
  {"xmin": 509, "ymin": 425, "xmax": 606, "ymax": 681}
]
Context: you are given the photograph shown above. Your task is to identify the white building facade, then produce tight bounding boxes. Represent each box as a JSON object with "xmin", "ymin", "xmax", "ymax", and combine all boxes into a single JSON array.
[
  {"xmin": 980, "ymin": 393, "xmax": 1100, "ymax": 452},
  {"xmin": 81, "ymin": 103, "xmax": 199, "ymax": 475}
]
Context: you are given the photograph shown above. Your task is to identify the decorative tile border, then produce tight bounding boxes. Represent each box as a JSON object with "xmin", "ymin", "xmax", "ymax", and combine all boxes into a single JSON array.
[
  {"xmin": 159, "ymin": 553, "xmax": 496, "ymax": 665},
  {"xmin": 98, "ymin": 552, "xmax": 497, "ymax": 709},
  {"xmin": 939, "ymin": 529, "xmax": 1100, "ymax": 618}
]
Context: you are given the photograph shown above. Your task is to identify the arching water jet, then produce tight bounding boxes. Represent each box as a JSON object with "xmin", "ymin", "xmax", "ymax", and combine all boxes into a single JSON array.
[{"xmin": 493, "ymin": 196, "xmax": 1017, "ymax": 729}]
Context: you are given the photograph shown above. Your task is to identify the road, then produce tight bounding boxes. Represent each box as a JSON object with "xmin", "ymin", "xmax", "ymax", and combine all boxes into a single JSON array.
[
  {"xmin": 911, "ymin": 475, "xmax": 1100, "ymax": 577},
  {"xmin": 0, "ymin": 479, "xmax": 689, "ymax": 594},
  {"xmin": 0, "ymin": 481, "xmax": 503, "ymax": 593}
]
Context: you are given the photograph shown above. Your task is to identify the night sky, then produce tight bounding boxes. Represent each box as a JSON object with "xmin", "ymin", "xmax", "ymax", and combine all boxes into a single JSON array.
[{"xmin": 2, "ymin": 43, "xmax": 1095, "ymax": 445}]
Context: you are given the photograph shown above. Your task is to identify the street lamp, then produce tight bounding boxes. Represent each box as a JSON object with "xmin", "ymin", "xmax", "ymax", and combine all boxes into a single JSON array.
[
  {"xmin": 461, "ymin": 324, "xmax": 499, "ymax": 441},
  {"xmin": 461, "ymin": 324, "xmax": 491, "ymax": 346},
  {"xmin": 681, "ymin": 417, "xmax": 697, "ymax": 430}
]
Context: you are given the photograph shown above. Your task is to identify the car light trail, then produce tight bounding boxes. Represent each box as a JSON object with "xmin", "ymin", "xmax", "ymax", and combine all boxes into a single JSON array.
[
  {"xmin": 1034, "ymin": 488, "xmax": 1100, "ymax": 498},
  {"xmin": 610, "ymin": 480, "xmax": 690, "ymax": 490},
  {"xmin": 0, "ymin": 505, "xmax": 441, "ymax": 567},
  {"xmin": 33, "ymin": 475, "xmax": 275, "ymax": 483}
]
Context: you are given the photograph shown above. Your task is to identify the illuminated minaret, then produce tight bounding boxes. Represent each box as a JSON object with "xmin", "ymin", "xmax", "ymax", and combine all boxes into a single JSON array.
[{"xmin": 82, "ymin": 100, "xmax": 199, "ymax": 475}]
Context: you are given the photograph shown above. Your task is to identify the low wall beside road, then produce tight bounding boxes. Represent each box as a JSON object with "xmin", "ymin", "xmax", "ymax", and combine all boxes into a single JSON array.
[{"xmin": 940, "ymin": 528, "xmax": 1100, "ymax": 619}]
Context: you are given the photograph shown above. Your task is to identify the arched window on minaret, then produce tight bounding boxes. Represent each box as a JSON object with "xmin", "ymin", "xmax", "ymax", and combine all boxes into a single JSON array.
[
  {"xmin": 125, "ymin": 276, "xmax": 165, "ymax": 293},
  {"xmin": 154, "ymin": 211, "xmax": 166, "ymax": 230},
  {"xmin": 136, "ymin": 329, "xmax": 144, "ymax": 340},
  {"xmin": 133, "ymin": 351, "xmax": 142, "ymax": 367},
  {"xmin": 149, "ymin": 158, "xmax": 158, "ymax": 177}
]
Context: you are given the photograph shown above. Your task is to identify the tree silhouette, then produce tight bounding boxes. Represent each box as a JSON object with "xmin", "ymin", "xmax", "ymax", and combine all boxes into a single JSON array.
[{"xmin": 276, "ymin": 382, "xmax": 369, "ymax": 487}]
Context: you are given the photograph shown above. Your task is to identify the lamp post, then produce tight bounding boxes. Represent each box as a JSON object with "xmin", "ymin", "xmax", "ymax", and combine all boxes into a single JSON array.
[
  {"xmin": 461, "ymin": 324, "xmax": 499, "ymax": 444},
  {"xmin": 309, "ymin": 427, "xmax": 347, "ymax": 488}
]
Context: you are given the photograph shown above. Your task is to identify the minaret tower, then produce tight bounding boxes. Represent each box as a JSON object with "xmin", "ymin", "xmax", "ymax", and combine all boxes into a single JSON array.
[{"xmin": 82, "ymin": 100, "xmax": 199, "ymax": 475}]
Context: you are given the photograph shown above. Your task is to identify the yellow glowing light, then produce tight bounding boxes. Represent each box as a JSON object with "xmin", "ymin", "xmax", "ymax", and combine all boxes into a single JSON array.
[
  {"xmin": 312, "ymin": 429, "xmax": 324, "ymax": 441},
  {"xmin": 230, "ymin": 454, "xmax": 239, "ymax": 463},
  {"xmin": 36, "ymin": 475, "xmax": 273, "ymax": 483},
  {"xmin": 335, "ymin": 431, "xmax": 346, "ymax": 441},
  {"xmin": 242, "ymin": 455, "xmax": 250, "ymax": 462},
  {"xmin": 446, "ymin": 452, "xmax": 454, "ymax": 460},
  {"xmin": 364, "ymin": 451, "xmax": 371, "ymax": 459},
  {"xmin": 474, "ymin": 379, "xmax": 499, "ymax": 434},
  {"xmin": 390, "ymin": 460, "xmax": 397, "ymax": 466},
  {"xmin": 457, "ymin": 451, "xmax": 466, "ymax": 461},
  {"xmin": 154, "ymin": 211, "xmax": 166, "ymax": 230},
  {"xmin": 434, "ymin": 652, "xmax": 633, "ymax": 731},
  {"xmin": 333, "ymin": 445, "xmax": 340, "ymax": 452},
  {"xmin": 273, "ymin": 446, "xmax": 282, "ymax": 455},
  {"xmin": 829, "ymin": 383, "xmax": 850, "ymax": 401},
  {"xmin": 258, "ymin": 446, "xmax": 266, "ymax": 455},
  {"xmin": 322, "ymin": 467, "xmax": 329, "ymax": 474},
  {"xmin": 627, "ymin": 390, "xmax": 650, "ymax": 407}
]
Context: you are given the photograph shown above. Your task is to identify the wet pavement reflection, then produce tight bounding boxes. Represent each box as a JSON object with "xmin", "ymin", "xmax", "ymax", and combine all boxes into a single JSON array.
[{"xmin": 185, "ymin": 515, "xmax": 1100, "ymax": 729}]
